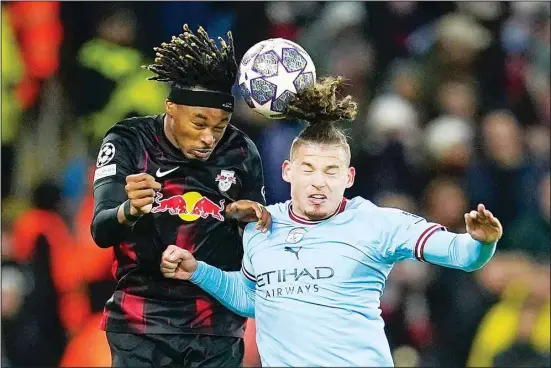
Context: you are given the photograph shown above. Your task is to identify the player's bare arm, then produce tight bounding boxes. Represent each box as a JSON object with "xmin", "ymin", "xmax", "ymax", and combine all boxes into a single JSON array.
[
  {"xmin": 226, "ymin": 200, "xmax": 271, "ymax": 232},
  {"xmin": 160, "ymin": 244, "xmax": 256, "ymax": 320}
]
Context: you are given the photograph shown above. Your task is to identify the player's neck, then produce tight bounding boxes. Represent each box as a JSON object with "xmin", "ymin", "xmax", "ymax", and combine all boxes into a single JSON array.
[{"xmin": 288, "ymin": 199, "xmax": 347, "ymax": 225}]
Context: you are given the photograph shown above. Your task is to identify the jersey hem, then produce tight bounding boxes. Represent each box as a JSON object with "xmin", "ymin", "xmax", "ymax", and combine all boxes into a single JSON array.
[{"xmin": 101, "ymin": 324, "xmax": 245, "ymax": 338}]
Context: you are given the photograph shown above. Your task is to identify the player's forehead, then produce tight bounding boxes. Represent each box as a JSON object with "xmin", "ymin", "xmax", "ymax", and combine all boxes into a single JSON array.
[
  {"xmin": 179, "ymin": 105, "xmax": 231, "ymax": 125},
  {"xmin": 294, "ymin": 143, "xmax": 348, "ymax": 167}
]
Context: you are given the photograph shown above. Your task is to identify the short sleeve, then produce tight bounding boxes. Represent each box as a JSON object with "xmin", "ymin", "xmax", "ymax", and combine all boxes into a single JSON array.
[
  {"xmin": 92, "ymin": 125, "xmax": 140, "ymax": 189},
  {"xmin": 382, "ymin": 208, "xmax": 447, "ymax": 263},
  {"xmin": 241, "ymin": 223, "xmax": 259, "ymax": 282},
  {"xmin": 240, "ymin": 138, "xmax": 266, "ymax": 205}
]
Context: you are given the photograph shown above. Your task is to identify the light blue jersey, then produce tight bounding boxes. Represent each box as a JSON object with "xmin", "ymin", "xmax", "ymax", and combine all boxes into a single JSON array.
[{"xmin": 189, "ymin": 196, "xmax": 497, "ymax": 367}]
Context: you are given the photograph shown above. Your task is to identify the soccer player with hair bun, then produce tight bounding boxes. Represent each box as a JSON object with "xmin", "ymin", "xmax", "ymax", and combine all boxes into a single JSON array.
[
  {"xmin": 161, "ymin": 76, "xmax": 503, "ymax": 367},
  {"xmin": 91, "ymin": 25, "xmax": 270, "ymax": 367}
]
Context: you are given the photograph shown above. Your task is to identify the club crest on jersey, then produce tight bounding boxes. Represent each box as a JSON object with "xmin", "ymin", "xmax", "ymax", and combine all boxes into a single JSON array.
[
  {"xmin": 286, "ymin": 227, "xmax": 307, "ymax": 244},
  {"xmin": 215, "ymin": 170, "xmax": 236, "ymax": 192}
]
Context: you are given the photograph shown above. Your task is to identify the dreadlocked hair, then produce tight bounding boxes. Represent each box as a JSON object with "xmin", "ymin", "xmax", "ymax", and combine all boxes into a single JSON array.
[
  {"xmin": 143, "ymin": 24, "xmax": 237, "ymax": 93},
  {"xmin": 287, "ymin": 76, "xmax": 358, "ymax": 163}
]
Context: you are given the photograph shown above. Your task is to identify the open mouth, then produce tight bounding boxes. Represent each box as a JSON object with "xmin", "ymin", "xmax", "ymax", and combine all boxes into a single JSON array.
[{"xmin": 308, "ymin": 194, "xmax": 327, "ymax": 204}]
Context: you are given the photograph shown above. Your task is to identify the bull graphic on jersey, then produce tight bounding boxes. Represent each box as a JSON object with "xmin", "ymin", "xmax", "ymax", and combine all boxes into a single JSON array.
[{"xmin": 151, "ymin": 192, "xmax": 225, "ymax": 221}]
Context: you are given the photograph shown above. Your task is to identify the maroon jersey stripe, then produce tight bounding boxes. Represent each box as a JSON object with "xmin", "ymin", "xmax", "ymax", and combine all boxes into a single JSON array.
[
  {"xmin": 162, "ymin": 180, "xmax": 184, "ymax": 197},
  {"xmin": 120, "ymin": 241, "xmax": 137, "ymax": 262},
  {"xmin": 121, "ymin": 291, "xmax": 147, "ymax": 334},
  {"xmin": 100, "ymin": 306, "xmax": 109, "ymax": 330},
  {"xmin": 177, "ymin": 226, "xmax": 196, "ymax": 253},
  {"xmin": 194, "ymin": 296, "xmax": 213, "ymax": 328},
  {"xmin": 143, "ymin": 150, "xmax": 149, "ymax": 173},
  {"xmin": 110, "ymin": 258, "xmax": 119, "ymax": 280}
]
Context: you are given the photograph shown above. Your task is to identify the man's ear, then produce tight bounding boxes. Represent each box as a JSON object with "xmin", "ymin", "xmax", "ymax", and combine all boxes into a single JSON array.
[
  {"xmin": 346, "ymin": 167, "xmax": 356, "ymax": 188},
  {"xmin": 282, "ymin": 160, "xmax": 291, "ymax": 183},
  {"xmin": 165, "ymin": 99, "xmax": 175, "ymax": 117}
]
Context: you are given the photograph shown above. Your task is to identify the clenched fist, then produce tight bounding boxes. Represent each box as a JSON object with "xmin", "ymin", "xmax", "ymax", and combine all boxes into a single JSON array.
[
  {"xmin": 125, "ymin": 173, "xmax": 162, "ymax": 215},
  {"xmin": 160, "ymin": 245, "xmax": 198, "ymax": 280}
]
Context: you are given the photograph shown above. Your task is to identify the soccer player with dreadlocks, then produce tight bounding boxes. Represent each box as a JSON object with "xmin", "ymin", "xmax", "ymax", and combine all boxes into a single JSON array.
[
  {"xmin": 91, "ymin": 25, "xmax": 269, "ymax": 367},
  {"xmin": 160, "ymin": 76, "xmax": 504, "ymax": 366}
]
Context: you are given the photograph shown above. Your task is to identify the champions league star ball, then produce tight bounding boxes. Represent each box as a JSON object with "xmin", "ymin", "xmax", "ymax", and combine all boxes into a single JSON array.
[{"xmin": 238, "ymin": 38, "xmax": 316, "ymax": 119}]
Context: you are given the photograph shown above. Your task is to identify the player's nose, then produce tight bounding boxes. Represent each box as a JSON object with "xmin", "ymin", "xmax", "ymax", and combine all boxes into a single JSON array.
[
  {"xmin": 200, "ymin": 133, "xmax": 215, "ymax": 146},
  {"xmin": 310, "ymin": 172, "xmax": 326, "ymax": 187}
]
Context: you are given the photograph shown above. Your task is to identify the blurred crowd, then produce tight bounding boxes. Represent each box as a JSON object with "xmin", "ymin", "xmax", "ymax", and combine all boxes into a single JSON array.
[{"xmin": 1, "ymin": 2, "xmax": 550, "ymax": 367}]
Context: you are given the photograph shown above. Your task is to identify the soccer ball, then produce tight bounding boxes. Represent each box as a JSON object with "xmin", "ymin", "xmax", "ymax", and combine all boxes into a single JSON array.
[{"xmin": 237, "ymin": 38, "xmax": 316, "ymax": 119}]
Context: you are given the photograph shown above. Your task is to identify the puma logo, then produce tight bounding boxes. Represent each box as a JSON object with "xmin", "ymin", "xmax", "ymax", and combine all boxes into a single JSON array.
[{"xmin": 284, "ymin": 246, "xmax": 302, "ymax": 260}]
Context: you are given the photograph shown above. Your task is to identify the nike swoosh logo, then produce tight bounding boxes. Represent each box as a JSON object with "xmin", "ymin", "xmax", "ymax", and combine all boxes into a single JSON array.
[{"xmin": 156, "ymin": 167, "xmax": 178, "ymax": 177}]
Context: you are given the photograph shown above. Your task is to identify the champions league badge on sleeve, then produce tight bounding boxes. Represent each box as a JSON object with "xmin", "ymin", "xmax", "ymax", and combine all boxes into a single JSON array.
[{"xmin": 96, "ymin": 142, "xmax": 116, "ymax": 168}]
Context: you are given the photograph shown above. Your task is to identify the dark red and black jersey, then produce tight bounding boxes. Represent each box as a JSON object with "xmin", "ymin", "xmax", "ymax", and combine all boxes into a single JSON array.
[{"xmin": 92, "ymin": 114, "xmax": 265, "ymax": 337}]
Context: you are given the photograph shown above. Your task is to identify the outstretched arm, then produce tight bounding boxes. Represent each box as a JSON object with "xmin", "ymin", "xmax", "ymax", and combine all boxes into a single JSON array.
[
  {"xmin": 160, "ymin": 245, "xmax": 256, "ymax": 318},
  {"xmin": 423, "ymin": 204, "xmax": 502, "ymax": 271},
  {"xmin": 417, "ymin": 204, "xmax": 502, "ymax": 272},
  {"xmin": 386, "ymin": 204, "xmax": 503, "ymax": 272},
  {"xmin": 189, "ymin": 261, "xmax": 256, "ymax": 318},
  {"xmin": 421, "ymin": 231, "xmax": 497, "ymax": 272}
]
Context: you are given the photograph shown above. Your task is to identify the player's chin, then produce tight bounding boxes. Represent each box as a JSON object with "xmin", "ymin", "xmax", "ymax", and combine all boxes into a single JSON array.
[
  {"xmin": 304, "ymin": 205, "xmax": 331, "ymax": 220},
  {"xmin": 305, "ymin": 211, "xmax": 331, "ymax": 221}
]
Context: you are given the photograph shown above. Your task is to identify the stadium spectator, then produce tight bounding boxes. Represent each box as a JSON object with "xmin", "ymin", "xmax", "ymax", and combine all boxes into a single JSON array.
[
  {"xmin": 468, "ymin": 260, "xmax": 550, "ymax": 367},
  {"xmin": 423, "ymin": 176, "xmax": 495, "ymax": 368},
  {"xmin": 70, "ymin": 6, "xmax": 168, "ymax": 147},
  {"xmin": 424, "ymin": 115, "xmax": 475, "ymax": 184},
  {"xmin": 467, "ymin": 110, "xmax": 541, "ymax": 229},
  {"xmin": 7, "ymin": 181, "xmax": 74, "ymax": 366},
  {"xmin": 499, "ymin": 171, "xmax": 550, "ymax": 259}
]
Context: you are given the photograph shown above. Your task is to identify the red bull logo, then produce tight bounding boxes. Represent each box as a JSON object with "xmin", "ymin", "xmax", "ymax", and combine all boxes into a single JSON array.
[{"xmin": 151, "ymin": 191, "xmax": 225, "ymax": 222}]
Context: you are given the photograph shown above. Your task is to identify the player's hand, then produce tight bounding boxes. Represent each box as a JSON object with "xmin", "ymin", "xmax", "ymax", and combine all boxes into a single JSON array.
[
  {"xmin": 465, "ymin": 204, "xmax": 503, "ymax": 244},
  {"xmin": 226, "ymin": 200, "xmax": 271, "ymax": 233},
  {"xmin": 160, "ymin": 245, "xmax": 198, "ymax": 280},
  {"xmin": 125, "ymin": 173, "xmax": 162, "ymax": 215}
]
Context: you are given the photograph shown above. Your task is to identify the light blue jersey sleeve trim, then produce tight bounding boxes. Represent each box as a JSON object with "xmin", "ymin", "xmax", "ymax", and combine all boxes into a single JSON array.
[
  {"xmin": 188, "ymin": 261, "xmax": 256, "ymax": 318},
  {"xmin": 421, "ymin": 231, "xmax": 497, "ymax": 272}
]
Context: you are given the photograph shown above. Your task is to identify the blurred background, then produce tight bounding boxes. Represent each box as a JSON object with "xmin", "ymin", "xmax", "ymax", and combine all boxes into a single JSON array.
[{"xmin": 1, "ymin": 1, "xmax": 550, "ymax": 367}]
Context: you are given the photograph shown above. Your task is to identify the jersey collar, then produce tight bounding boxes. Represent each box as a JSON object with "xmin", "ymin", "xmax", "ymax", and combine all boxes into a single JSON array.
[{"xmin": 288, "ymin": 198, "xmax": 347, "ymax": 225}]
